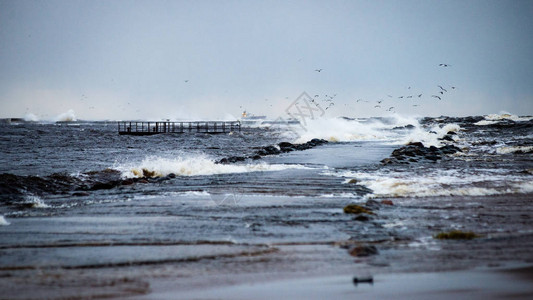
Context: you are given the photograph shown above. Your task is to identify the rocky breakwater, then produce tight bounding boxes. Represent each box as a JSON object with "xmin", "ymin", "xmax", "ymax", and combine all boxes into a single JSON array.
[
  {"xmin": 381, "ymin": 142, "xmax": 462, "ymax": 165},
  {"xmin": 217, "ymin": 138, "xmax": 329, "ymax": 164}
]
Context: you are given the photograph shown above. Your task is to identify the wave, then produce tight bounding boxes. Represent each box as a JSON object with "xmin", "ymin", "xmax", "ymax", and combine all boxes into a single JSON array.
[
  {"xmin": 496, "ymin": 146, "xmax": 533, "ymax": 154},
  {"xmin": 324, "ymin": 169, "xmax": 533, "ymax": 199},
  {"xmin": 22, "ymin": 195, "xmax": 49, "ymax": 208},
  {"xmin": 115, "ymin": 155, "xmax": 309, "ymax": 178},
  {"xmin": 55, "ymin": 109, "xmax": 77, "ymax": 122},
  {"xmin": 292, "ymin": 115, "xmax": 419, "ymax": 144},
  {"xmin": 474, "ymin": 112, "xmax": 533, "ymax": 125}
]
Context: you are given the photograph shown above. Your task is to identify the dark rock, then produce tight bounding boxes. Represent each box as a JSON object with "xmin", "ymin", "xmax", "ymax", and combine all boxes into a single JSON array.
[
  {"xmin": 263, "ymin": 145, "xmax": 281, "ymax": 155},
  {"xmin": 167, "ymin": 173, "xmax": 176, "ymax": 178},
  {"xmin": 343, "ymin": 204, "xmax": 374, "ymax": 215},
  {"xmin": 380, "ymin": 200, "xmax": 394, "ymax": 206},
  {"xmin": 348, "ymin": 245, "xmax": 378, "ymax": 257},
  {"xmin": 121, "ymin": 179, "xmax": 135, "ymax": 185},
  {"xmin": 439, "ymin": 135, "xmax": 455, "ymax": 142},
  {"xmin": 353, "ymin": 276, "xmax": 374, "ymax": 285},
  {"xmin": 406, "ymin": 142, "xmax": 425, "ymax": 148},
  {"xmin": 354, "ymin": 215, "xmax": 370, "ymax": 222},
  {"xmin": 278, "ymin": 142, "xmax": 296, "ymax": 152}
]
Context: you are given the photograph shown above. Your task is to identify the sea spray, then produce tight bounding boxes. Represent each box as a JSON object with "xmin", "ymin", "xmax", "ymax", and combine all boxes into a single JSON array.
[
  {"xmin": 292, "ymin": 116, "xmax": 419, "ymax": 144},
  {"xmin": 0, "ymin": 216, "xmax": 10, "ymax": 226},
  {"xmin": 55, "ymin": 109, "xmax": 77, "ymax": 122}
]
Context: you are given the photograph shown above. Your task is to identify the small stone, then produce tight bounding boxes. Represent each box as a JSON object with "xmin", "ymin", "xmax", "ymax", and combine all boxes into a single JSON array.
[
  {"xmin": 353, "ymin": 276, "xmax": 374, "ymax": 285},
  {"xmin": 343, "ymin": 204, "xmax": 374, "ymax": 215},
  {"xmin": 349, "ymin": 245, "xmax": 378, "ymax": 257}
]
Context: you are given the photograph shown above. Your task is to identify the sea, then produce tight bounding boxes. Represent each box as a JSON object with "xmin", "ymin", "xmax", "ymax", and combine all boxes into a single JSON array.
[{"xmin": 0, "ymin": 113, "xmax": 532, "ymax": 299}]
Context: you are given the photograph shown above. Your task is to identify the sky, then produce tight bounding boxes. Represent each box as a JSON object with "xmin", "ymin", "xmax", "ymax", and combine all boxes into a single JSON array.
[{"xmin": 1, "ymin": 0, "xmax": 532, "ymax": 121}]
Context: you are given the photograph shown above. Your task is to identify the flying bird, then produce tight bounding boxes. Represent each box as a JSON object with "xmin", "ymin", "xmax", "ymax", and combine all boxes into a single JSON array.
[
  {"xmin": 387, "ymin": 106, "xmax": 395, "ymax": 111},
  {"xmin": 439, "ymin": 64, "xmax": 451, "ymax": 67},
  {"xmin": 438, "ymin": 85, "xmax": 448, "ymax": 92},
  {"xmin": 315, "ymin": 69, "xmax": 323, "ymax": 72},
  {"xmin": 418, "ymin": 94, "xmax": 423, "ymax": 98},
  {"xmin": 431, "ymin": 95, "xmax": 442, "ymax": 100}
]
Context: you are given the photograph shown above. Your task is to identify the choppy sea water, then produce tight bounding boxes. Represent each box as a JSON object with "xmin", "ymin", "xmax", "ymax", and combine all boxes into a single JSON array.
[{"xmin": 0, "ymin": 113, "xmax": 532, "ymax": 298}]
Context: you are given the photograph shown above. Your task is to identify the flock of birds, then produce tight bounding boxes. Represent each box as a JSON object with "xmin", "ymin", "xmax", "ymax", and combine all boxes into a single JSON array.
[{"xmin": 311, "ymin": 63, "xmax": 455, "ymax": 113}]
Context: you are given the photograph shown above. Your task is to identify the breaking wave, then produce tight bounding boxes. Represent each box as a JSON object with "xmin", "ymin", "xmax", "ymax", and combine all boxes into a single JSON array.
[
  {"xmin": 474, "ymin": 112, "xmax": 533, "ymax": 125},
  {"xmin": 55, "ymin": 109, "xmax": 77, "ymax": 122},
  {"xmin": 324, "ymin": 169, "xmax": 533, "ymax": 199},
  {"xmin": 292, "ymin": 115, "xmax": 419, "ymax": 144},
  {"xmin": 116, "ymin": 155, "xmax": 308, "ymax": 178}
]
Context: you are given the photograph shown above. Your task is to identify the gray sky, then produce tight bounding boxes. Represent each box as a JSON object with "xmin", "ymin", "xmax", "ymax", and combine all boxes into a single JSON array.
[{"xmin": 1, "ymin": 0, "xmax": 532, "ymax": 120}]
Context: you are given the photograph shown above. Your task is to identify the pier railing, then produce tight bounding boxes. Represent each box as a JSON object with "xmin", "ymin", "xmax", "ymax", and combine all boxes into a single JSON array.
[{"xmin": 118, "ymin": 121, "xmax": 241, "ymax": 135}]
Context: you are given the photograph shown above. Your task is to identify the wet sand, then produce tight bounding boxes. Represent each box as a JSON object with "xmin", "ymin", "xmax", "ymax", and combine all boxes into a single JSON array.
[{"xmin": 131, "ymin": 265, "xmax": 533, "ymax": 300}]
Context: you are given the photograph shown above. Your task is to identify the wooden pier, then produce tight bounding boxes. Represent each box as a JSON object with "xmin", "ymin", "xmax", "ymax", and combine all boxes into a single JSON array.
[{"xmin": 118, "ymin": 121, "xmax": 241, "ymax": 135}]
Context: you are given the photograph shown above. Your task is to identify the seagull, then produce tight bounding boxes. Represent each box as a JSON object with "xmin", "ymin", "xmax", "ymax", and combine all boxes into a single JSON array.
[
  {"xmin": 439, "ymin": 63, "xmax": 451, "ymax": 67},
  {"xmin": 377, "ymin": 100, "xmax": 382, "ymax": 104},
  {"xmin": 387, "ymin": 106, "xmax": 395, "ymax": 111},
  {"xmin": 431, "ymin": 95, "xmax": 442, "ymax": 100},
  {"xmin": 356, "ymin": 99, "xmax": 363, "ymax": 102},
  {"xmin": 184, "ymin": 80, "xmax": 189, "ymax": 83},
  {"xmin": 398, "ymin": 96, "xmax": 404, "ymax": 99},
  {"xmin": 406, "ymin": 96, "xmax": 413, "ymax": 99},
  {"xmin": 418, "ymin": 94, "xmax": 423, "ymax": 98},
  {"xmin": 315, "ymin": 69, "xmax": 323, "ymax": 72},
  {"xmin": 438, "ymin": 85, "xmax": 448, "ymax": 92},
  {"xmin": 374, "ymin": 105, "xmax": 381, "ymax": 108}
]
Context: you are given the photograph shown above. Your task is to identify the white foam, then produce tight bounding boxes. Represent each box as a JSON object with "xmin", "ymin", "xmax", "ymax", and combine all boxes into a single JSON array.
[
  {"xmin": 475, "ymin": 112, "xmax": 533, "ymax": 125},
  {"xmin": 55, "ymin": 109, "xmax": 77, "ymax": 122},
  {"xmin": 24, "ymin": 113, "xmax": 39, "ymax": 122},
  {"xmin": 23, "ymin": 195, "xmax": 49, "ymax": 208},
  {"xmin": 496, "ymin": 146, "xmax": 533, "ymax": 154},
  {"xmin": 0, "ymin": 216, "xmax": 10, "ymax": 226},
  {"xmin": 398, "ymin": 123, "xmax": 461, "ymax": 147},
  {"xmin": 292, "ymin": 115, "xmax": 418, "ymax": 144},
  {"xmin": 116, "ymin": 155, "xmax": 308, "ymax": 178},
  {"xmin": 325, "ymin": 169, "xmax": 533, "ymax": 199}
]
